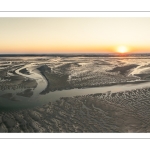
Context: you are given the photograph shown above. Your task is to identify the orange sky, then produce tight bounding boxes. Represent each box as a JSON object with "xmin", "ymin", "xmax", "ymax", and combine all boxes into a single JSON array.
[{"xmin": 0, "ymin": 17, "xmax": 150, "ymax": 54}]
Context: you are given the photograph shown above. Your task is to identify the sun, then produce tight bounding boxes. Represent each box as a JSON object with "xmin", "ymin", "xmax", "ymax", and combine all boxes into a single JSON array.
[{"xmin": 117, "ymin": 46, "xmax": 128, "ymax": 53}]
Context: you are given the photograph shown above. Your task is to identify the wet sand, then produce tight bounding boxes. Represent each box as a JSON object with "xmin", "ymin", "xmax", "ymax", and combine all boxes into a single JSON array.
[
  {"xmin": 1, "ymin": 56, "xmax": 150, "ymax": 132},
  {"xmin": 1, "ymin": 88, "xmax": 150, "ymax": 132}
]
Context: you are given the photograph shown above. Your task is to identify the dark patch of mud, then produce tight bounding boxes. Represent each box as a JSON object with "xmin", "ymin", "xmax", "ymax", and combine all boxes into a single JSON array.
[
  {"xmin": 108, "ymin": 64, "xmax": 138, "ymax": 75},
  {"xmin": 19, "ymin": 68, "xmax": 30, "ymax": 75},
  {"xmin": 17, "ymin": 89, "xmax": 33, "ymax": 97}
]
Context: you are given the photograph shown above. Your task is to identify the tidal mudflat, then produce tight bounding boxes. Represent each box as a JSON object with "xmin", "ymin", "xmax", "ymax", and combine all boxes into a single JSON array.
[{"xmin": 1, "ymin": 54, "xmax": 150, "ymax": 132}]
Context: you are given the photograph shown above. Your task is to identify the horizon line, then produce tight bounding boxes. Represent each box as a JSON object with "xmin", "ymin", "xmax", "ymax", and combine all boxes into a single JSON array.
[{"xmin": 1, "ymin": 52, "xmax": 150, "ymax": 55}]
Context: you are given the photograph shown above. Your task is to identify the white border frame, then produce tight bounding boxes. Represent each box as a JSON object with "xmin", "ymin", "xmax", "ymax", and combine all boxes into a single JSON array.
[{"xmin": 1, "ymin": 12, "xmax": 150, "ymax": 17}]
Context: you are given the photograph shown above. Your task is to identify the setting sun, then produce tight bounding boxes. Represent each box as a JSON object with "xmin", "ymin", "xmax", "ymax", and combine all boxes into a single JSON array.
[{"xmin": 117, "ymin": 46, "xmax": 128, "ymax": 53}]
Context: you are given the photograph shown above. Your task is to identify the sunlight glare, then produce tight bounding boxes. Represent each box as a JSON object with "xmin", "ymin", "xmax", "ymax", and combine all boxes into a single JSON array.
[{"xmin": 117, "ymin": 46, "xmax": 128, "ymax": 53}]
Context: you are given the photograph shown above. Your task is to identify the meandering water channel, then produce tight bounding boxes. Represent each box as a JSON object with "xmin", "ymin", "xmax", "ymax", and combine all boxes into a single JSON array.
[{"xmin": 0, "ymin": 63, "xmax": 150, "ymax": 111}]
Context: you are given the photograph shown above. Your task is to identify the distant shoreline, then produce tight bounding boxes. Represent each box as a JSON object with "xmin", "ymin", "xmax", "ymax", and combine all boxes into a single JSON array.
[{"xmin": 1, "ymin": 53, "xmax": 150, "ymax": 57}]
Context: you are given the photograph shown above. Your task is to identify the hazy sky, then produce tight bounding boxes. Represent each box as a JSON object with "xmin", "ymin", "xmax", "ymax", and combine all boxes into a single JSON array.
[{"xmin": 0, "ymin": 17, "xmax": 150, "ymax": 54}]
